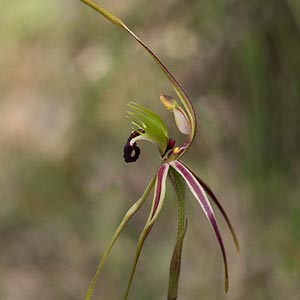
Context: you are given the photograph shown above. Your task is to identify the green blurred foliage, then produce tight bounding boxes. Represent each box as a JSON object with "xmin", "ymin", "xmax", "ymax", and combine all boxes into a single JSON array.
[{"xmin": 0, "ymin": 0, "xmax": 300, "ymax": 299}]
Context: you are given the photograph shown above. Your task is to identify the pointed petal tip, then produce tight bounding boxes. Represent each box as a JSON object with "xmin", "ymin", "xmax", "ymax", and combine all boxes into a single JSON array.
[
  {"xmin": 225, "ymin": 277, "xmax": 229, "ymax": 292},
  {"xmin": 223, "ymin": 256, "xmax": 229, "ymax": 293},
  {"xmin": 231, "ymin": 230, "xmax": 240, "ymax": 255}
]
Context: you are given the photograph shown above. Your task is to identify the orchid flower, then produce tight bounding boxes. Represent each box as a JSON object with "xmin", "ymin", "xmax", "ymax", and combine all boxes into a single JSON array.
[{"xmin": 80, "ymin": 1, "xmax": 240, "ymax": 299}]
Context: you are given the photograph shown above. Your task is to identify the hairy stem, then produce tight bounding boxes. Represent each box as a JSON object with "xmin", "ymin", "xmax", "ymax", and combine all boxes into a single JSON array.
[{"xmin": 168, "ymin": 167, "xmax": 187, "ymax": 300}]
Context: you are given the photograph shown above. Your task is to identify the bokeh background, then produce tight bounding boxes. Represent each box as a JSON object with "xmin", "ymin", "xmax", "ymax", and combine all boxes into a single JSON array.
[{"xmin": 1, "ymin": 0, "xmax": 300, "ymax": 299}]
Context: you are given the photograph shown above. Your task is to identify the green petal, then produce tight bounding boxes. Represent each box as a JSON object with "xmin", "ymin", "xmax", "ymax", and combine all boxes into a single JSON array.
[{"xmin": 128, "ymin": 102, "xmax": 168, "ymax": 153}]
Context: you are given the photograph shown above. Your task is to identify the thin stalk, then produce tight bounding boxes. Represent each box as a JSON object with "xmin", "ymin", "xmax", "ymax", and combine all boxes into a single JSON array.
[
  {"xmin": 123, "ymin": 163, "xmax": 169, "ymax": 300},
  {"xmin": 79, "ymin": 0, "xmax": 197, "ymax": 156},
  {"xmin": 85, "ymin": 175, "xmax": 156, "ymax": 300},
  {"xmin": 168, "ymin": 167, "xmax": 187, "ymax": 300}
]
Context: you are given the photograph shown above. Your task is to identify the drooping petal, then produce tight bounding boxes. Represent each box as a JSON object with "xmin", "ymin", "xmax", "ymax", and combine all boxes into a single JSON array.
[
  {"xmin": 124, "ymin": 163, "xmax": 169, "ymax": 299},
  {"xmin": 169, "ymin": 160, "xmax": 229, "ymax": 292},
  {"xmin": 84, "ymin": 175, "xmax": 156, "ymax": 300},
  {"xmin": 167, "ymin": 167, "xmax": 187, "ymax": 300},
  {"xmin": 180, "ymin": 162, "xmax": 240, "ymax": 254}
]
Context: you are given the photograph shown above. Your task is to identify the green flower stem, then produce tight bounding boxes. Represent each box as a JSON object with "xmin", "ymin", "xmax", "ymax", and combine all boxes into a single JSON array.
[
  {"xmin": 84, "ymin": 175, "xmax": 156, "ymax": 300},
  {"xmin": 168, "ymin": 167, "xmax": 187, "ymax": 300}
]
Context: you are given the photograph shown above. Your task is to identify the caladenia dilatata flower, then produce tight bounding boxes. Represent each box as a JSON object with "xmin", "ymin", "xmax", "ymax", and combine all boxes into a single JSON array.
[{"xmin": 80, "ymin": 1, "xmax": 240, "ymax": 300}]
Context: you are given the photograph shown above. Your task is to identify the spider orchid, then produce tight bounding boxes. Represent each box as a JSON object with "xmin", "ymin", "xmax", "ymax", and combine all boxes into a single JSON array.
[{"xmin": 80, "ymin": 1, "xmax": 240, "ymax": 299}]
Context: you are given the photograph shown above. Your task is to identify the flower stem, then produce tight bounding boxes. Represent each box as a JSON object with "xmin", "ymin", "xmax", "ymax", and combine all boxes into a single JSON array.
[
  {"xmin": 79, "ymin": 0, "xmax": 197, "ymax": 156},
  {"xmin": 168, "ymin": 167, "xmax": 187, "ymax": 300}
]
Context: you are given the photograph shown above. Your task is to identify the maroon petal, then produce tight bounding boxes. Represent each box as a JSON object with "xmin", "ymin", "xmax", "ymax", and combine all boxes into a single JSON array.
[
  {"xmin": 170, "ymin": 160, "xmax": 229, "ymax": 292},
  {"xmin": 180, "ymin": 161, "xmax": 240, "ymax": 254}
]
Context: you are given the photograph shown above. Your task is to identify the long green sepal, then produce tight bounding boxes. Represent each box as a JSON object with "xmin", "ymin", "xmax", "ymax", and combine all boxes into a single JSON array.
[
  {"xmin": 79, "ymin": 0, "xmax": 196, "ymax": 155},
  {"xmin": 168, "ymin": 167, "xmax": 187, "ymax": 300},
  {"xmin": 123, "ymin": 163, "xmax": 169, "ymax": 299},
  {"xmin": 84, "ymin": 175, "xmax": 156, "ymax": 300}
]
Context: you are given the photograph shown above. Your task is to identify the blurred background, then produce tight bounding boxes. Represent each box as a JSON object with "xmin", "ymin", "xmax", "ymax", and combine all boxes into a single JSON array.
[{"xmin": 1, "ymin": 0, "xmax": 300, "ymax": 299}]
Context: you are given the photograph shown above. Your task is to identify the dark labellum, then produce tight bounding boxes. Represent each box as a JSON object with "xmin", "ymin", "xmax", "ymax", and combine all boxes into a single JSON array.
[
  {"xmin": 123, "ymin": 142, "xmax": 140, "ymax": 163},
  {"xmin": 123, "ymin": 130, "xmax": 143, "ymax": 163}
]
